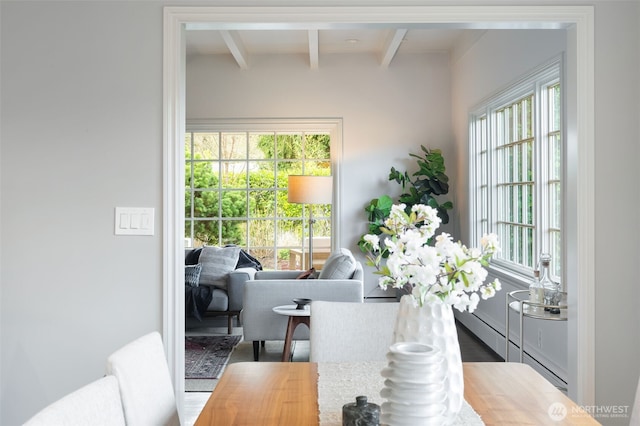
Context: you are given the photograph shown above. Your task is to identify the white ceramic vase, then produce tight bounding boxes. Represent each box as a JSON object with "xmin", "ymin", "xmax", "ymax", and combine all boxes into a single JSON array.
[
  {"xmin": 379, "ymin": 342, "xmax": 448, "ymax": 426},
  {"xmin": 392, "ymin": 295, "xmax": 464, "ymax": 425}
]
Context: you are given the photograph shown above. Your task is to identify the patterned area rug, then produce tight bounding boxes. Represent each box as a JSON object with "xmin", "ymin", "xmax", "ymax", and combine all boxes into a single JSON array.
[{"xmin": 185, "ymin": 335, "xmax": 242, "ymax": 379}]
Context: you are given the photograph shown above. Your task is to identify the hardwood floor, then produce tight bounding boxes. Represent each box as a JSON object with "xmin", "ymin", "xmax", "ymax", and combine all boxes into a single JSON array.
[
  {"xmin": 182, "ymin": 319, "xmax": 502, "ymax": 425},
  {"xmin": 457, "ymin": 321, "xmax": 503, "ymax": 362}
]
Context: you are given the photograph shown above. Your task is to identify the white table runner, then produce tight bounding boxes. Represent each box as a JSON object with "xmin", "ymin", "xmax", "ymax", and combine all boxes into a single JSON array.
[{"xmin": 317, "ymin": 362, "xmax": 484, "ymax": 425}]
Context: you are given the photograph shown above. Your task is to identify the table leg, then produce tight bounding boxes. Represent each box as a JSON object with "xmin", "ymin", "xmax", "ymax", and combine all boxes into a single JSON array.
[
  {"xmin": 505, "ymin": 296, "xmax": 510, "ymax": 362},
  {"xmin": 281, "ymin": 316, "xmax": 310, "ymax": 362},
  {"xmin": 519, "ymin": 303, "xmax": 524, "ymax": 363}
]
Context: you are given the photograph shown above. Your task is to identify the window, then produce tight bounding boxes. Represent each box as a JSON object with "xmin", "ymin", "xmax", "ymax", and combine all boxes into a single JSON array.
[
  {"xmin": 470, "ymin": 59, "xmax": 562, "ymax": 281},
  {"xmin": 185, "ymin": 120, "xmax": 337, "ymax": 270}
]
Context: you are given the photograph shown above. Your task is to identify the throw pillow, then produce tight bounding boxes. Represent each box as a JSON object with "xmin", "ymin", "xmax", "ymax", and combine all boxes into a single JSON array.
[
  {"xmin": 296, "ymin": 267, "xmax": 317, "ymax": 280},
  {"xmin": 226, "ymin": 244, "xmax": 263, "ymax": 271},
  {"xmin": 198, "ymin": 246, "xmax": 241, "ymax": 289},
  {"xmin": 185, "ymin": 248, "xmax": 203, "ymax": 265},
  {"xmin": 318, "ymin": 248, "xmax": 357, "ymax": 279},
  {"xmin": 185, "ymin": 264, "xmax": 202, "ymax": 287}
]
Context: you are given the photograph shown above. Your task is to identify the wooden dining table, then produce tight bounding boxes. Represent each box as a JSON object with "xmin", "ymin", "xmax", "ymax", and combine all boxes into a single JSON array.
[{"xmin": 194, "ymin": 361, "xmax": 600, "ymax": 425}]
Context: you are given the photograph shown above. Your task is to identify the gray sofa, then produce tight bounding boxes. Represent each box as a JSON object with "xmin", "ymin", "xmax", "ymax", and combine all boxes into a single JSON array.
[
  {"xmin": 241, "ymin": 248, "xmax": 364, "ymax": 361},
  {"xmin": 185, "ymin": 247, "xmax": 259, "ymax": 333}
]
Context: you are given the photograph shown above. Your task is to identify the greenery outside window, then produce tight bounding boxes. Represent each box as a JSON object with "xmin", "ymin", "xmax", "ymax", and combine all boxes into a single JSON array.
[
  {"xmin": 185, "ymin": 120, "xmax": 336, "ymax": 270},
  {"xmin": 469, "ymin": 58, "xmax": 562, "ymax": 282}
]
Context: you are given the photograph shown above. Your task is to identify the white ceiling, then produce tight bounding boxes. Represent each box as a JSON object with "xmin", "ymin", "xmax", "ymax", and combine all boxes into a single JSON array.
[{"xmin": 186, "ymin": 27, "xmax": 470, "ymax": 69}]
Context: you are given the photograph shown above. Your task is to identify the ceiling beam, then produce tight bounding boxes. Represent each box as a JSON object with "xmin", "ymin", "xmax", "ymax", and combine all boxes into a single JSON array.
[
  {"xmin": 220, "ymin": 30, "xmax": 249, "ymax": 70},
  {"xmin": 308, "ymin": 29, "xmax": 319, "ymax": 69},
  {"xmin": 380, "ymin": 29, "xmax": 407, "ymax": 68}
]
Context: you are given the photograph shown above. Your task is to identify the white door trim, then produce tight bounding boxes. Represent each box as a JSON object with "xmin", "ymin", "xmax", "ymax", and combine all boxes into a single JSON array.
[{"xmin": 163, "ymin": 5, "xmax": 595, "ymax": 417}]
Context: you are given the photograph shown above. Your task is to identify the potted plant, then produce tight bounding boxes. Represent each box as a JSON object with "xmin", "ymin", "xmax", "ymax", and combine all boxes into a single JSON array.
[{"xmin": 358, "ymin": 145, "xmax": 453, "ymax": 252}]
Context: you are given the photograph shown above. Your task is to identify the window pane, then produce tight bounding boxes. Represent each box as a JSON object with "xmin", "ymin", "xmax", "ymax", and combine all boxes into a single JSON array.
[
  {"xmin": 191, "ymin": 219, "xmax": 219, "ymax": 246},
  {"xmin": 220, "ymin": 162, "xmax": 247, "ymax": 188},
  {"xmin": 551, "ymin": 134, "xmax": 561, "ymax": 180},
  {"xmin": 220, "ymin": 191, "xmax": 248, "ymax": 218},
  {"xmin": 246, "ymin": 247, "xmax": 273, "ymax": 270},
  {"xmin": 278, "ymin": 192, "xmax": 301, "ymax": 217},
  {"xmin": 304, "ymin": 160, "xmax": 333, "ymax": 175},
  {"xmin": 249, "ymin": 190, "xmax": 275, "ymax": 217},
  {"xmin": 278, "ymin": 219, "xmax": 302, "ymax": 246},
  {"xmin": 248, "ymin": 219, "xmax": 274, "ymax": 249},
  {"xmin": 185, "ymin": 220, "xmax": 194, "ymax": 246},
  {"xmin": 187, "ymin": 161, "xmax": 218, "ymax": 189},
  {"xmin": 221, "ymin": 219, "xmax": 246, "ymax": 246},
  {"xmin": 305, "ymin": 134, "xmax": 331, "ymax": 160},
  {"xmin": 312, "ymin": 218, "xmax": 331, "ymax": 237},
  {"xmin": 276, "ymin": 133, "xmax": 302, "ymax": 160},
  {"xmin": 193, "ymin": 133, "xmax": 219, "ymax": 160},
  {"xmin": 549, "ymin": 84, "xmax": 561, "ymax": 132},
  {"xmin": 192, "ymin": 190, "xmax": 218, "ymax": 218},
  {"xmin": 247, "ymin": 163, "xmax": 274, "ymax": 189},
  {"xmin": 255, "ymin": 250, "xmax": 278, "ymax": 271},
  {"xmin": 550, "ymin": 229, "xmax": 562, "ymax": 276},
  {"xmin": 186, "ymin": 134, "xmax": 193, "ymax": 160},
  {"xmin": 185, "ymin": 161, "xmax": 193, "ymax": 186},
  {"xmin": 221, "ymin": 133, "xmax": 247, "ymax": 160},
  {"xmin": 248, "ymin": 133, "xmax": 268, "ymax": 160}
]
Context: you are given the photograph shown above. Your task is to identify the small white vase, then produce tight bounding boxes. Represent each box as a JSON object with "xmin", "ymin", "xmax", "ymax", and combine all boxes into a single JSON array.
[
  {"xmin": 392, "ymin": 295, "xmax": 464, "ymax": 425},
  {"xmin": 380, "ymin": 342, "xmax": 447, "ymax": 426}
]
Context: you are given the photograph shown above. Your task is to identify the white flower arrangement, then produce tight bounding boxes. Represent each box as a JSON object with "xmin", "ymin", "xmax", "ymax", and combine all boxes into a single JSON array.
[{"xmin": 362, "ymin": 203, "xmax": 501, "ymax": 312}]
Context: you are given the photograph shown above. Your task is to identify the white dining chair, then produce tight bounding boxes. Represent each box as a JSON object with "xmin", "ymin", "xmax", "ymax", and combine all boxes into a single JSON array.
[
  {"xmin": 309, "ymin": 300, "xmax": 400, "ymax": 362},
  {"xmin": 106, "ymin": 331, "xmax": 180, "ymax": 426},
  {"xmin": 23, "ymin": 375, "xmax": 125, "ymax": 426}
]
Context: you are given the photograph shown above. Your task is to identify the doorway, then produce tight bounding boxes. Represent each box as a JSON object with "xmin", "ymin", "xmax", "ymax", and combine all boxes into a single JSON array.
[{"xmin": 163, "ymin": 5, "xmax": 595, "ymax": 416}]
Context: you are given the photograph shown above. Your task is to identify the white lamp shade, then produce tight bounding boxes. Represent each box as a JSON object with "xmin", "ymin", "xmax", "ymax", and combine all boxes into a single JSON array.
[{"xmin": 287, "ymin": 175, "xmax": 333, "ymax": 204}]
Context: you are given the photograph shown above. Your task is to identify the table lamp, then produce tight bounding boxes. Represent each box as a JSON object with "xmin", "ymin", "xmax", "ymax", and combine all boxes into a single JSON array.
[{"xmin": 287, "ymin": 175, "xmax": 333, "ymax": 269}]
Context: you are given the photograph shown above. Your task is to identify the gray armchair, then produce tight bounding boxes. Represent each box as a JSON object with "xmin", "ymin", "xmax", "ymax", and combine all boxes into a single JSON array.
[{"xmin": 241, "ymin": 248, "xmax": 364, "ymax": 361}]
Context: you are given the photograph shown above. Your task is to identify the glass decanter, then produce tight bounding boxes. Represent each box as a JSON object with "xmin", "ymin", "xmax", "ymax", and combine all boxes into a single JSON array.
[
  {"xmin": 528, "ymin": 269, "xmax": 544, "ymax": 314},
  {"xmin": 539, "ymin": 253, "xmax": 561, "ymax": 314}
]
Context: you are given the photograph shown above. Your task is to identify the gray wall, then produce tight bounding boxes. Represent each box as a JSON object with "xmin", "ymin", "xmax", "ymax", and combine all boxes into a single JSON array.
[
  {"xmin": 1, "ymin": 1, "xmax": 639, "ymax": 425},
  {"xmin": 1, "ymin": 2, "xmax": 165, "ymax": 424}
]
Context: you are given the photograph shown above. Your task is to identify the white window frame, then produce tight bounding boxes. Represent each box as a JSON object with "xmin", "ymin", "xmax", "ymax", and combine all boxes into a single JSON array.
[
  {"xmin": 186, "ymin": 119, "xmax": 342, "ymax": 263},
  {"xmin": 469, "ymin": 57, "xmax": 563, "ymax": 285}
]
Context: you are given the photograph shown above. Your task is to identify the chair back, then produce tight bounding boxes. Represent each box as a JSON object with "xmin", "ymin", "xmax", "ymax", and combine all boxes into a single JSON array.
[
  {"xmin": 23, "ymin": 376, "xmax": 125, "ymax": 426},
  {"xmin": 309, "ymin": 301, "xmax": 400, "ymax": 362},
  {"xmin": 106, "ymin": 332, "xmax": 180, "ymax": 426}
]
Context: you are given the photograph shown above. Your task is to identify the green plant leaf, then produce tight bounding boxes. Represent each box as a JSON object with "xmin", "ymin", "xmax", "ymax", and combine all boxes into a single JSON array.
[
  {"xmin": 437, "ymin": 208, "xmax": 450, "ymax": 224},
  {"xmin": 360, "ymin": 144, "xmax": 454, "ymax": 244},
  {"xmin": 376, "ymin": 195, "xmax": 394, "ymax": 210},
  {"xmin": 428, "ymin": 179, "xmax": 444, "ymax": 194}
]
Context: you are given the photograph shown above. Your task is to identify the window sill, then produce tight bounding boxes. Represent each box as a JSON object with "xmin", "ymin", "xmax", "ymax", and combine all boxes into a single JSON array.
[{"xmin": 487, "ymin": 264, "xmax": 531, "ymax": 291}]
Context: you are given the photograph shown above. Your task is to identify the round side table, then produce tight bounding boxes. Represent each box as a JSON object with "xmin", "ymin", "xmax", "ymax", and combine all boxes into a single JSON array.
[
  {"xmin": 505, "ymin": 290, "xmax": 568, "ymax": 363},
  {"xmin": 273, "ymin": 305, "xmax": 311, "ymax": 362}
]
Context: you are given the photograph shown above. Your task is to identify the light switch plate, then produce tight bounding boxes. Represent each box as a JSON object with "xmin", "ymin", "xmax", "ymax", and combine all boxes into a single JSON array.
[{"xmin": 115, "ymin": 207, "xmax": 155, "ymax": 236}]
